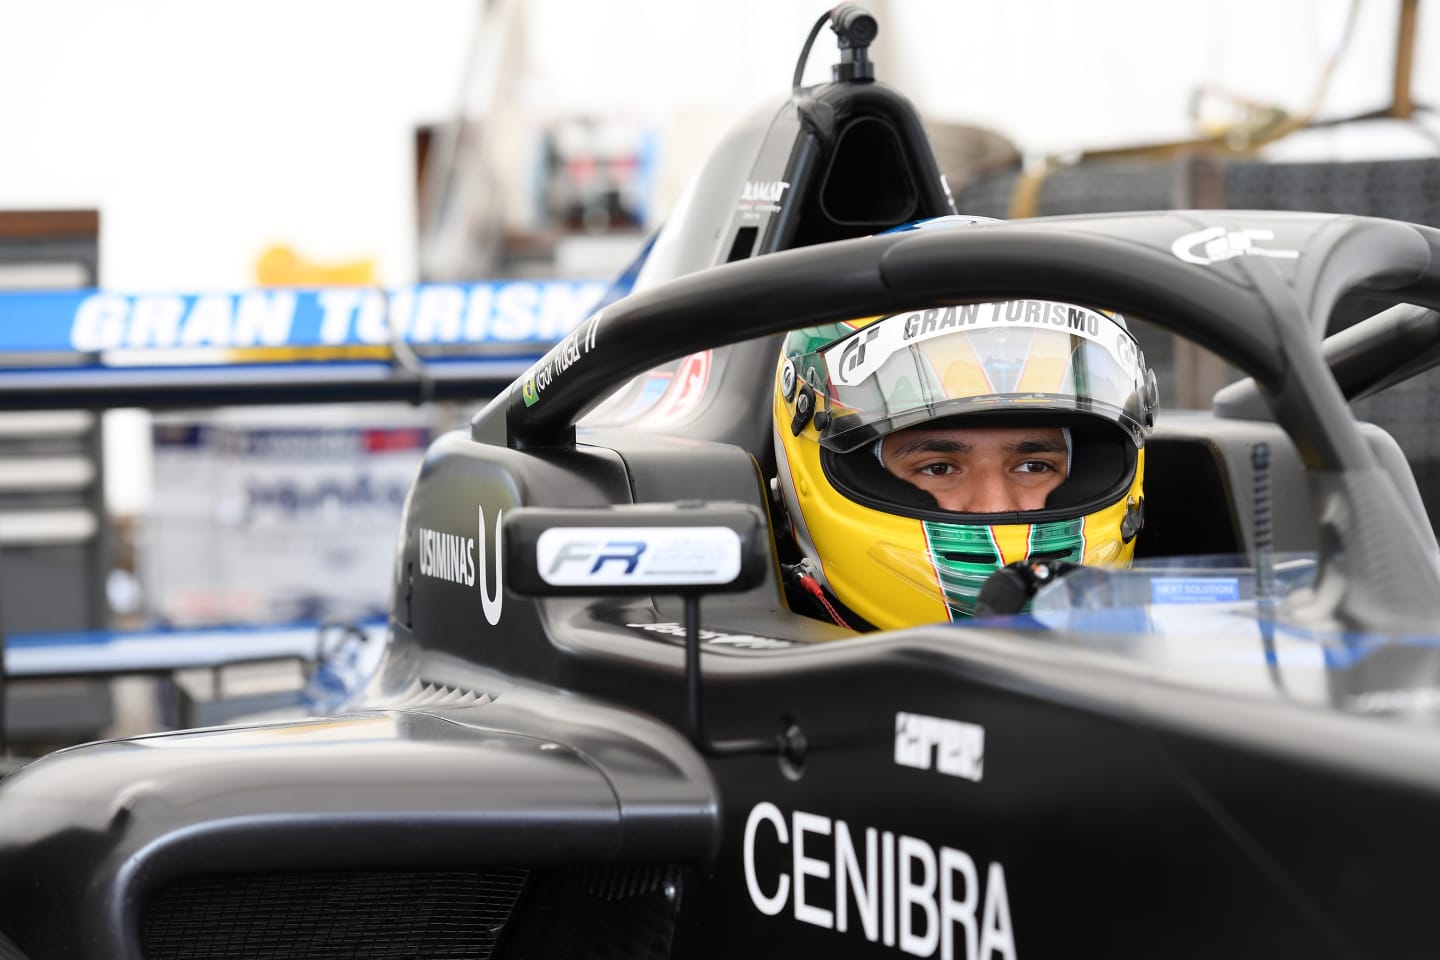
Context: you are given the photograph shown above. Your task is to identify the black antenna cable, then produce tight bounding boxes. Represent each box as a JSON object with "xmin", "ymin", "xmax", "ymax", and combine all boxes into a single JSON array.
[
  {"xmin": 792, "ymin": 9, "xmax": 834, "ymax": 88},
  {"xmin": 792, "ymin": 5, "xmax": 879, "ymax": 89}
]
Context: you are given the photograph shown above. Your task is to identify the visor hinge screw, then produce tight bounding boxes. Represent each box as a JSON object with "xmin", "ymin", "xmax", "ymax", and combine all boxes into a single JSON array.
[
  {"xmin": 780, "ymin": 359, "xmax": 798, "ymax": 400},
  {"xmin": 790, "ymin": 384, "xmax": 816, "ymax": 436},
  {"xmin": 1121, "ymin": 495, "xmax": 1145, "ymax": 543}
]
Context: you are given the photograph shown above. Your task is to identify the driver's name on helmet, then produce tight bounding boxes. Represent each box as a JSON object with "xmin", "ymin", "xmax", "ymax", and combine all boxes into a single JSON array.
[{"xmin": 773, "ymin": 298, "xmax": 1156, "ymax": 632}]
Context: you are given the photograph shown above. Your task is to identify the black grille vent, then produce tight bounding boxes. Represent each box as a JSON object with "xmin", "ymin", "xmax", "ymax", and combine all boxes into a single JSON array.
[
  {"xmin": 142, "ymin": 869, "xmax": 527, "ymax": 960},
  {"xmin": 383, "ymin": 680, "xmax": 498, "ymax": 709},
  {"xmin": 501, "ymin": 865, "xmax": 685, "ymax": 960}
]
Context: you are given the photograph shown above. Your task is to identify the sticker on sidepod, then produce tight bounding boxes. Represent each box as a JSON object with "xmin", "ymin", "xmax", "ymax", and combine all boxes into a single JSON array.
[
  {"xmin": 743, "ymin": 802, "xmax": 1017, "ymax": 957},
  {"xmin": 626, "ymin": 622, "xmax": 796, "ymax": 649},
  {"xmin": 1150, "ymin": 576, "xmax": 1241, "ymax": 604},
  {"xmin": 417, "ymin": 506, "xmax": 503, "ymax": 625},
  {"xmin": 537, "ymin": 526, "xmax": 741, "ymax": 587},
  {"xmin": 894, "ymin": 712, "xmax": 985, "ymax": 782},
  {"xmin": 1346, "ymin": 687, "xmax": 1440, "ymax": 715},
  {"xmin": 737, "ymin": 180, "xmax": 790, "ymax": 217}
]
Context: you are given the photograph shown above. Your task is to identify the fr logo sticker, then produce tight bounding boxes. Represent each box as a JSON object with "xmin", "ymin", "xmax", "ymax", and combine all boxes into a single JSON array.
[{"xmin": 535, "ymin": 526, "xmax": 742, "ymax": 587}]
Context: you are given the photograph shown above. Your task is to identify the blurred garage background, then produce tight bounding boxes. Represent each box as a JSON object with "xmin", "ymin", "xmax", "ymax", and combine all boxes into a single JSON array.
[{"xmin": 0, "ymin": 0, "xmax": 1434, "ymax": 752}]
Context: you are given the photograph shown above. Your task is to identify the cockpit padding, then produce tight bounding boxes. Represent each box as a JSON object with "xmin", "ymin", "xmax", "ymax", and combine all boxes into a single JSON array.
[{"xmin": 1136, "ymin": 415, "xmax": 1437, "ymax": 560}]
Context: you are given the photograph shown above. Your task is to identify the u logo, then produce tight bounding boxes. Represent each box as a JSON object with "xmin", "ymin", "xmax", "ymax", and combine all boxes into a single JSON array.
[{"xmin": 477, "ymin": 505, "xmax": 503, "ymax": 625}]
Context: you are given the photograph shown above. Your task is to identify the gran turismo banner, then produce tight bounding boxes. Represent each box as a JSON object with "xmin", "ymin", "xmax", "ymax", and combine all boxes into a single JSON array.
[{"xmin": 0, "ymin": 280, "xmax": 625, "ymax": 366}]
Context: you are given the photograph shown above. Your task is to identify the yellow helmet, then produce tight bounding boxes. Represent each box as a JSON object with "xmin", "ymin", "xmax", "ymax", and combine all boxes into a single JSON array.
[{"xmin": 772, "ymin": 300, "xmax": 1156, "ymax": 630}]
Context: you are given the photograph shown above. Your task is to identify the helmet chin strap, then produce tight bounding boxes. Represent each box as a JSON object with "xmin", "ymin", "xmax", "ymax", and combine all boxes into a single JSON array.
[{"xmin": 873, "ymin": 428, "xmax": 1074, "ymax": 476}]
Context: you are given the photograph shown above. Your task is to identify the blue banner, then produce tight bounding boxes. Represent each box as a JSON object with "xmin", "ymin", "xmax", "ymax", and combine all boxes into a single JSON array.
[{"xmin": 0, "ymin": 280, "xmax": 624, "ymax": 364}]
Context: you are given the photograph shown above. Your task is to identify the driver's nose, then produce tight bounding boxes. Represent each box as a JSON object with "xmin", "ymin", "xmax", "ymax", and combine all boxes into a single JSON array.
[{"xmin": 933, "ymin": 467, "xmax": 1023, "ymax": 514}]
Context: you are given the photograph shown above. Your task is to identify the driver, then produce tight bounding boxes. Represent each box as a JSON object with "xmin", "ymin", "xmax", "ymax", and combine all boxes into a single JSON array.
[{"xmin": 772, "ymin": 298, "xmax": 1157, "ymax": 630}]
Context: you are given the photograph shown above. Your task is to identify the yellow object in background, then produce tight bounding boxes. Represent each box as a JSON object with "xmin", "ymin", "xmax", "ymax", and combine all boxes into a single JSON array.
[{"xmin": 254, "ymin": 244, "xmax": 375, "ymax": 287}]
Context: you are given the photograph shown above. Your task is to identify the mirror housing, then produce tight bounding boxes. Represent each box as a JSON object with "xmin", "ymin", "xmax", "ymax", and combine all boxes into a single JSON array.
[{"xmin": 505, "ymin": 501, "xmax": 792, "ymax": 759}]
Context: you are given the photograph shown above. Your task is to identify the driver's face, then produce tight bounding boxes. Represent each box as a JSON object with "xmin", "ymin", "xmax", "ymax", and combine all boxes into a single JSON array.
[{"xmin": 880, "ymin": 425, "xmax": 1067, "ymax": 513}]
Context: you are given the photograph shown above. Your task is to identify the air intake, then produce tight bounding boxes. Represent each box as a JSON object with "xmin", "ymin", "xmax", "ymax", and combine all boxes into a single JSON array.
[
  {"xmin": 140, "ymin": 864, "xmax": 685, "ymax": 960},
  {"xmin": 142, "ymin": 870, "xmax": 527, "ymax": 960},
  {"xmin": 820, "ymin": 116, "xmax": 919, "ymax": 226}
]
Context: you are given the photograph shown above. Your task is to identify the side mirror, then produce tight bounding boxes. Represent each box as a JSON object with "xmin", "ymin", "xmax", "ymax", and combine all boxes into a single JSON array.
[{"xmin": 505, "ymin": 502, "xmax": 795, "ymax": 759}]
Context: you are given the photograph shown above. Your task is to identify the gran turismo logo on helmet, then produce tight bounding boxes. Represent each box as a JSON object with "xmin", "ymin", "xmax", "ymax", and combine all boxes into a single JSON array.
[
  {"xmin": 836, "ymin": 327, "xmax": 881, "ymax": 384},
  {"xmin": 1171, "ymin": 227, "xmax": 1300, "ymax": 266},
  {"xmin": 824, "ymin": 302, "xmax": 1134, "ymax": 390}
]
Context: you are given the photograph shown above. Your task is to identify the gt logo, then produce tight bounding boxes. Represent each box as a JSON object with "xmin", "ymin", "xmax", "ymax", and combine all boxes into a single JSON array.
[
  {"xmin": 546, "ymin": 540, "xmax": 647, "ymax": 576},
  {"xmin": 1171, "ymin": 227, "xmax": 1300, "ymax": 266},
  {"xmin": 835, "ymin": 327, "xmax": 881, "ymax": 384}
]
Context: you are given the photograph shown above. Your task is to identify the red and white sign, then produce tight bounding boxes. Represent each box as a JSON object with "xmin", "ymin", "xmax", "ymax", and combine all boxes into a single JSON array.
[{"xmin": 642, "ymin": 349, "xmax": 712, "ymax": 424}]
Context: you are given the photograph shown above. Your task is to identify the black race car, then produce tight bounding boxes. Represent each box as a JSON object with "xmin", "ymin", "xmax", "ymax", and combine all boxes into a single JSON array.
[{"xmin": 4, "ymin": 7, "xmax": 1440, "ymax": 959}]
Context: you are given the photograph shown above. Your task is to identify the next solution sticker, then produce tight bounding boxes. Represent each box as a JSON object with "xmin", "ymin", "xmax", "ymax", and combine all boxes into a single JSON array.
[{"xmin": 1151, "ymin": 577, "xmax": 1242, "ymax": 604}]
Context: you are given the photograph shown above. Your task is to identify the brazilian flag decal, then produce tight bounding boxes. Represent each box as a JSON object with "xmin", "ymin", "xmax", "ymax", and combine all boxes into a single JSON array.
[
  {"xmin": 1026, "ymin": 518, "xmax": 1086, "ymax": 560},
  {"xmin": 522, "ymin": 378, "xmax": 539, "ymax": 407},
  {"xmin": 924, "ymin": 518, "xmax": 1086, "ymax": 617}
]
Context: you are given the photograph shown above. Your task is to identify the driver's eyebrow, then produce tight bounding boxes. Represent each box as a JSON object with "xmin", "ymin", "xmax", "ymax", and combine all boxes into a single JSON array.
[
  {"xmin": 891, "ymin": 437, "xmax": 970, "ymax": 457},
  {"xmin": 1010, "ymin": 437, "xmax": 1067, "ymax": 454},
  {"xmin": 890, "ymin": 435, "xmax": 1067, "ymax": 458}
]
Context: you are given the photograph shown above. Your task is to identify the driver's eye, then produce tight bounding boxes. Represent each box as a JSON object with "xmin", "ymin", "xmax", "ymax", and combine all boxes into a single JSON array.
[
  {"xmin": 1015, "ymin": 460, "xmax": 1055, "ymax": 474},
  {"xmin": 918, "ymin": 462, "xmax": 956, "ymax": 477}
]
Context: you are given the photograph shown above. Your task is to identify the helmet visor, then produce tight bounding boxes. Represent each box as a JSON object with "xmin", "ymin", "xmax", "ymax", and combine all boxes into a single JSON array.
[{"xmin": 790, "ymin": 301, "xmax": 1150, "ymax": 453}]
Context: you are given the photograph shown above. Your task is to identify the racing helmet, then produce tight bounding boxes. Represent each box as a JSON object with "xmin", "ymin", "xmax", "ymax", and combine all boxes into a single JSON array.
[{"xmin": 772, "ymin": 294, "xmax": 1157, "ymax": 629}]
